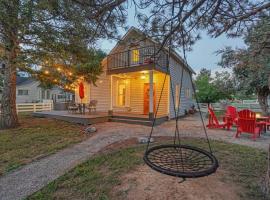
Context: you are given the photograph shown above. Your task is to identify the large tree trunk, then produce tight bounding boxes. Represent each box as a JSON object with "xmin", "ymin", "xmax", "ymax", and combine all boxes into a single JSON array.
[
  {"xmin": 0, "ymin": 67, "xmax": 19, "ymax": 129},
  {"xmin": 0, "ymin": 0, "xmax": 20, "ymax": 129},
  {"xmin": 258, "ymin": 87, "xmax": 270, "ymax": 116}
]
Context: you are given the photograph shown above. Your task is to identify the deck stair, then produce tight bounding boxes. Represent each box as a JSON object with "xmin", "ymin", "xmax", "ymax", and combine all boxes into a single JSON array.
[{"xmin": 110, "ymin": 115, "xmax": 168, "ymax": 126}]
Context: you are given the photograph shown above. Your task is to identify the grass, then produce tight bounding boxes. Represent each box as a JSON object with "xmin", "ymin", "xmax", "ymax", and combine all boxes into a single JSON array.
[
  {"xmin": 27, "ymin": 139, "xmax": 268, "ymax": 200},
  {"xmin": 0, "ymin": 114, "xmax": 87, "ymax": 175}
]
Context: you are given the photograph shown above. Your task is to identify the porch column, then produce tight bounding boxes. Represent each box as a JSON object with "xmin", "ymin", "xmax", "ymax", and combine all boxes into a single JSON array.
[
  {"xmin": 149, "ymin": 70, "xmax": 154, "ymax": 120},
  {"xmin": 108, "ymin": 75, "xmax": 113, "ymax": 116}
]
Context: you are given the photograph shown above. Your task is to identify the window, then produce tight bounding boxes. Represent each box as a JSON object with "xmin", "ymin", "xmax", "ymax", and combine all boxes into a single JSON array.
[
  {"xmin": 41, "ymin": 90, "xmax": 45, "ymax": 99},
  {"xmin": 118, "ymin": 82, "xmax": 126, "ymax": 106},
  {"xmin": 46, "ymin": 90, "xmax": 50, "ymax": 99},
  {"xmin": 18, "ymin": 89, "xmax": 28, "ymax": 96},
  {"xmin": 175, "ymin": 84, "xmax": 180, "ymax": 108},
  {"xmin": 132, "ymin": 49, "xmax": 139, "ymax": 62},
  {"xmin": 116, "ymin": 80, "xmax": 130, "ymax": 107},
  {"xmin": 185, "ymin": 88, "xmax": 190, "ymax": 98}
]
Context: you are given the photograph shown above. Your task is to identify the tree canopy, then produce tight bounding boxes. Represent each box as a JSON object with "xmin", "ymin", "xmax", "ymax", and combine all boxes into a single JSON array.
[
  {"xmin": 0, "ymin": 0, "xmax": 127, "ymax": 128},
  {"xmin": 195, "ymin": 68, "xmax": 235, "ymax": 104},
  {"xmin": 219, "ymin": 16, "xmax": 270, "ymax": 115}
]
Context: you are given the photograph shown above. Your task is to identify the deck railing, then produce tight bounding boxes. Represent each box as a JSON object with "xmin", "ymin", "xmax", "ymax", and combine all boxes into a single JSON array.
[{"xmin": 107, "ymin": 45, "xmax": 168, "ymax": 71}]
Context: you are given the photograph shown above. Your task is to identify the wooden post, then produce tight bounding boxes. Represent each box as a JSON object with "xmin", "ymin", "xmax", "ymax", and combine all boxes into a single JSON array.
[
  {"xmin": 149, "ymin": 70, "xmax": 154, "ymax": 120},
  {"xmin": 33, "ymin": 104, "xmax": 36, "ymax": 112},
  {"xmin": 262, "ymin": 144, "xmax": 270, "ymax": 199},
  {"xmin": 109, "ymin": 75, "xmax": 113, "ymax": 116}
]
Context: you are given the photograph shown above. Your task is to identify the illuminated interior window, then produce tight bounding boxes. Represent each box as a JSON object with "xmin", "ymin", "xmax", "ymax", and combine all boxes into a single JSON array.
[
  {"xmin": 118, "ymin": 82, "xmax": 126, "ymax": 106},
  {"xmin": 132, "ymin": 49, "xmax": 139, "ymax": 62}
]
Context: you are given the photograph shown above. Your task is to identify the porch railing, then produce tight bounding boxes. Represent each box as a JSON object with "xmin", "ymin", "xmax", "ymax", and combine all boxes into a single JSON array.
[{"xmin": 107, "ymin": 45, "xmax": 168, "ymax": 71}]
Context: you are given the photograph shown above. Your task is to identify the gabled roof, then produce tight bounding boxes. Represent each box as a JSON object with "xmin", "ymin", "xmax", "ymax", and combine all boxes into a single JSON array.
[
  {"xmin": 108, "ymin": 27, "xmax": 195, "ymax": 74},
  {"xmin": 16, "ymin": 76, "xmax": 36, "ymax": 86}
]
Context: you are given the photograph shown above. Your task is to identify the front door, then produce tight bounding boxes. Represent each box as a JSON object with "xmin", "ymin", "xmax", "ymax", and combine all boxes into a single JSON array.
[{"xmin": 143, "ymin": 83, "xmax": 156, "ymax": 115}]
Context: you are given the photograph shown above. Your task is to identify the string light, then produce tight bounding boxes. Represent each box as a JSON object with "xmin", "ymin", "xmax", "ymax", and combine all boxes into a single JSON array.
[{"xmin": 44, "ymin": 70, "xmax": 49, "ymax": 75}]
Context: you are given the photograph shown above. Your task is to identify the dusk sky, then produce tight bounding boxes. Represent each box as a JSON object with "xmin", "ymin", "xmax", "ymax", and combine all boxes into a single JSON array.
[{"xmin": 99, "ymin": 4, "xmax": 246, "ymax": 74}]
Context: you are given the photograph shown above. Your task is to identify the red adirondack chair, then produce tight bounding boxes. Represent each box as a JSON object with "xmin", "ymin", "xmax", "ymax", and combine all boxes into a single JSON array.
[
  {"xmin": 223, "ymin": 106, "xmax": 238, "ymax": 129},
  {"xmin": 235, "ymin": 109, "xmax": 261, "ymax": 140},
  {"xmin": 207, "ymin": 107, "xmax": 230, "ymax": 129}
]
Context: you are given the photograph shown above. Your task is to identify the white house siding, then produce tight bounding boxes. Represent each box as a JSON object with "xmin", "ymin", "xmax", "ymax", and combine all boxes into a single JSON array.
[
  {"xmin": 154, "ymin": 72, "xmax": 169, "ymax": 116},
  {"xmin": 110, "ymin": 30, "xmax": 155, "ymax": 55},
  {"xmin": 89, "ymin": 66, "xmax": 111, "ymax": 112},
  {"xmin": 169, "ymin": 58, "xmax": 194, "ymax": 119},
  {"xmin": 16, "ymin": 82, "xmax": 40, "ymax": 103}
]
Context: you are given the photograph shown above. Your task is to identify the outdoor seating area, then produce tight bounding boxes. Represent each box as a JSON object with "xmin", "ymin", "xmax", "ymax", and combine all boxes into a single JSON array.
[
  {"xmin": 67, "ymin": 100, "xmax": 98, "ymax": 114},
  {"xmin": 207, "ymin": 105, "xmax": 270, "ymax": 141}
]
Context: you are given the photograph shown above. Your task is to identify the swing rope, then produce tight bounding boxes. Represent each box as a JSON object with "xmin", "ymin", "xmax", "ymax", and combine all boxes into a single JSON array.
[{"xmin": 143, "ymin": 0, "xmax": 218, "ymax": 178}]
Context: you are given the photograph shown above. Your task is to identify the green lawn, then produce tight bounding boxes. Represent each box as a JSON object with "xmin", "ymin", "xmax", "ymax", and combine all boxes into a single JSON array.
[
  {"xmin": 27, "ymin": 139, "xmax": 267, "ymax": 200},
  {"xmin": 0, "ymin": 114, "xmax": 87, "ymax": 175}
]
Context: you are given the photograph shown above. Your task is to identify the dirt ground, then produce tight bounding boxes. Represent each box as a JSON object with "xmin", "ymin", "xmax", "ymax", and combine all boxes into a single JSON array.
[
  {"xmin": 112, "ymin": 165, "xmax": 241, "ymax": 200},
  {"xmin": 103, "ymin": 138, "xmax": 242, "ymax": 200}
]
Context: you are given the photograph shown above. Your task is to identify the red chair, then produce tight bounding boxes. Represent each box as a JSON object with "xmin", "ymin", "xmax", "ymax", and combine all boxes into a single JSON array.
[
  {"xmin": 223, "ymin": 106, "xmax": 238, "ymax": 129},
  {"xmin": 235, "ymin": 109, "xmax": 261, "ymax": 140},
  {"xmin": 207, "ymin": 107, "xmax": 230, "ymax": 129}
]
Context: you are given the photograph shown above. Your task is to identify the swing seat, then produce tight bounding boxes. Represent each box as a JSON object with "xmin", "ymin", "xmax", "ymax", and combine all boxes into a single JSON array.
[{"xmin": 144, "ymin": 144, "xmax": 219, "ymax": 178}]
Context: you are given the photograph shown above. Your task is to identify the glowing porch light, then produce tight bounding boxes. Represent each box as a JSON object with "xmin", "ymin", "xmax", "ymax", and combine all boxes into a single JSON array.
[
  {"xmin": 140, "ymin": 70, "xmax": 148, "ymax": 74},
  {"xmin": 140, "ymin": 74, "xmax": 146, "ymax": 79}
]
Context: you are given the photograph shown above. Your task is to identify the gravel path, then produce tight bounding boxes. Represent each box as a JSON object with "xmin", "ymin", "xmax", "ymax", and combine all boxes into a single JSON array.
[{"xmin": 0, "ymin": 115, "xmax": 269, "ymax": 200}]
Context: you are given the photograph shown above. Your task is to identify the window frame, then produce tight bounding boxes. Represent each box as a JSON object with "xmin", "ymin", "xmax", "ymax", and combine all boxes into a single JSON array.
[
  {"xmin": 175, "ymin": 84, "xmax": 180, "ymax": 108},
  {"xmin": 18, "ymin": 89, "xmax": 29, "ymax": 96},
  {"xmin": 131, "ymin": 49, "xmax": 140, "ymax": 63},
  {"xmin": 115, "ymin": 79, "xmax": 130, "ymax": 107}
]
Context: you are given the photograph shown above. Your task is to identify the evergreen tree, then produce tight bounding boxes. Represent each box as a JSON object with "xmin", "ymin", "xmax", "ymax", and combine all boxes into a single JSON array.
[
  {"xmin": 0, "ymin": 0, "xmax": 126, "ymax": 128},
  {"xmin": 219, "ymin": 16, "xmax": 270, "ymax": 115}
]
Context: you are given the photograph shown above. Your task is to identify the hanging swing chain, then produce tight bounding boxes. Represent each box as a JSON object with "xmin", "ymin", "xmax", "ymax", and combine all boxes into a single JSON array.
[
  {"xmin": 174, "ymin": 65, "xmax": 184, "ymax": 146},
  {"xmin": 146, "ymin": 73, "xmax": 167, "ymax": 151},
  {"xmin": 190, "ymin": 76, "xmax": 213, "ymax": 154},
  {"xmin": 146, "ymin": 0, "xmax": 213, "ymax": 157}
]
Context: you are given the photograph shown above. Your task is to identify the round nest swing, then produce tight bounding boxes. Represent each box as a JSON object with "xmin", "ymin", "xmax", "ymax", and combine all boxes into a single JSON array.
[
  {"xmin": 143, "ymin": 0, "xmax": 218, "ymax": 179},
  {"xmin": 144, "ymin": 144, "xmax": 218, "ymax": 178}
]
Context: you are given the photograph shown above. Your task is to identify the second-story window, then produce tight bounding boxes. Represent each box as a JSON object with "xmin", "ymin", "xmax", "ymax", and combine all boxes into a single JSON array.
[{"xmin": 132, "ymin": 49, "xmax": 139, "ymax": 63}]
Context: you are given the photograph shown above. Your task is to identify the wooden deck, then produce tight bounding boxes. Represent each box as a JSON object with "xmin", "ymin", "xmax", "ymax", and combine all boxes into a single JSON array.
[
  {"xmin": 33, "ymin": 111, "xmax": 169, "ymax": 126},
  {"xmin": 33, "ymin": 111, "xmax": 110, "ymax": 125}
]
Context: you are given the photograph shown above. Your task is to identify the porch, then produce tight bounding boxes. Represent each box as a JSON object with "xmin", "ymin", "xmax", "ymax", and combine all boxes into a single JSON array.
[
  {"xmin": 110, "ymin": 70, "xmax": 169, "ymax": 119},
  {"xmin": 33, "ymin": 110, "xmax": 168, "ymax": 126}
]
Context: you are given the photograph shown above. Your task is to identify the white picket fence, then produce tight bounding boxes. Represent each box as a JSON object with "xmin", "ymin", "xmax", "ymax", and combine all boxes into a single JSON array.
[
  {"xmin": 199, "ymin": 102, "xmax": 262, "ymax": 113},
  {"xmin": 0, "ymin": 101, "xmax": 53, "ymax": 113}
]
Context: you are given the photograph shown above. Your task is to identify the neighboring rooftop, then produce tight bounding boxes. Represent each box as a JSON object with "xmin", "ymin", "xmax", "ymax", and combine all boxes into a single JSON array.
[{"xmin": 16, "ymin": 76, "xmax": 35, "ymax": 86}]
